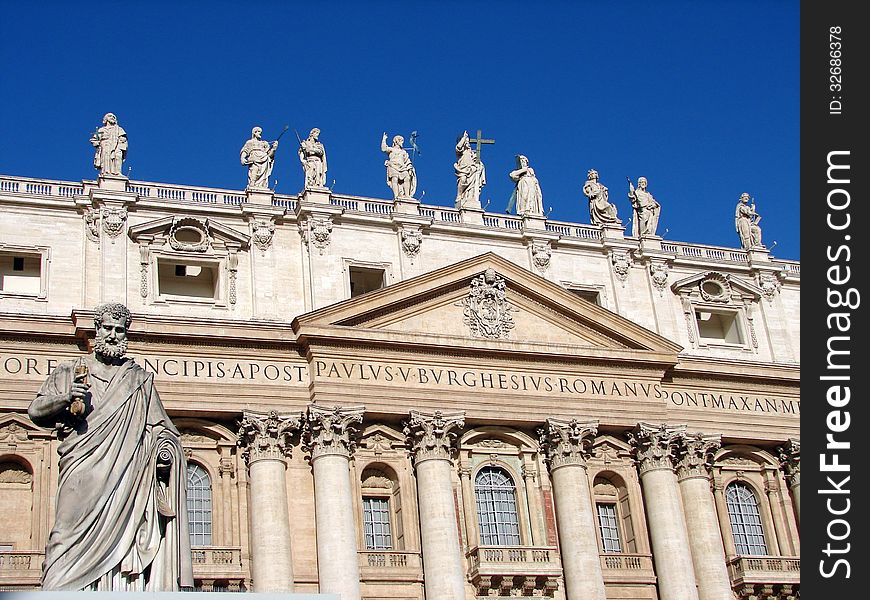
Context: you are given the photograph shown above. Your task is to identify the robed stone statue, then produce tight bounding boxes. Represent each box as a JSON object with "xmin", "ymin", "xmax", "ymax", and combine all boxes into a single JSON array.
[
  {"xmin": 90, "ymin": 112, "xmax": 128, "ymax": 176},
  {"xmin": 28, "ymin": 302, "xmax": 193, "ymax": 591}
]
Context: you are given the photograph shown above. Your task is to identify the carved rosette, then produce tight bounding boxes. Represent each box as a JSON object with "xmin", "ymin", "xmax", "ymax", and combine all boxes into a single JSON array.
[
  {"xmin": 757, "ymin": 271, "xmax": 782, "ymax": 303},
  {"xmin": 84, "ymin": 208, "xmax": 100, "ymax": 243},
  {"xmin": 538, "ymin": 418, "xmax": 598, "ymax": 471},
  {"xmin": 610, "ymin": 249, "xmax": 632, "ymax": 285},
  {"xmin": 403, "ymin": 410, "xmax": 465, "ymax": 465},
  {"xmin": 102, "ymin": 207, "xmax": 127, "ymax": 239},
  {"xmin": 400, "ymin": 227, "xmax": 422, "ymax": 260},
  {"xmin": 530, "ymin": 240, "xmax": 552, "ymax": 272},
  {"xmin": 252, "ymin": 219, "xmax": 276, "ymax": 252},
  {"xmin": 649, "ymin": 262, "xmax": 670, "ymax": 296},
  {"xmin": 303, "ymin": 404, "xmax": 365, "ymax": 461},
  {"xmin": 628, "ymin": 422, "xmax": 686, "ymax": 475},
  {"xmin": 778, "ymin": 438, "xmax": 800, "ymax": 488},
  {"xmin": 300, "ymin": 216, "xmax": 333, "ymax": 254},
  {"xmin": 237, "ymin": 410, "xmax": 302, "ymax": 465},
  {"xmin": 675, "ymin": 432, "xmax": 721, "ymax": 481},
  {"xmin": 457, "ymin": 268, "xmax": 516, "ymax": 339}
]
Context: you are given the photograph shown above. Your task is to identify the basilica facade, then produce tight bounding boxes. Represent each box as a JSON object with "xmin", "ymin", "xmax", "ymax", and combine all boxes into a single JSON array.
[{"xmin": 0, "ymin": 166, "xmax": 799, "ymax": 599}]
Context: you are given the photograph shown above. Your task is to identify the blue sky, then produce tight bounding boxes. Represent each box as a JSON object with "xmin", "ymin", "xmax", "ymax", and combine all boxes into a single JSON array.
[{"xmin": 0, "ymin": 0, "xmax": 799, "ymax": 259}]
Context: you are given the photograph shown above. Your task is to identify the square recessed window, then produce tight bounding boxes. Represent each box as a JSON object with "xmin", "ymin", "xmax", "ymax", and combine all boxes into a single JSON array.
[
  {"xmin": 695, "ymin": 310, "xmax": 742, "ymax": 344},
  {"xmin": 0, "ymin": 253, "xmax": 42, "ymax": 295},
  {"xmin": 569, "ymin": 288, "xmax": 601, "ymax": 306},
  {"xmin": 158, "ymin": 260, "xmax": 218, "ymax": 300},
  {"xmin": 349, "ymin": 266, "xmax": 385, "ymax": 298}
]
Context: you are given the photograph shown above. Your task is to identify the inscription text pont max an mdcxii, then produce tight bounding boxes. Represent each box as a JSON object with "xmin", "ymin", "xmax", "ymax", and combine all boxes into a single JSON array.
[{"xmin": 1, "ymin": 353, "xmax": 798, "ymax": 416}]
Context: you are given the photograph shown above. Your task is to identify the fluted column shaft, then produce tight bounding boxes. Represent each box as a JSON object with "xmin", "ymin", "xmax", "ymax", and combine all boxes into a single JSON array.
[
  {"xmin": 305, "ymin": 405, "xmax": 365, "ymax": 600},
  {"xmin": 405, "ymin": 410, "xmax": 466, "ymax": 600},
  {"xmin": 631, "ymin": 423, "xmax": 699, "ymax": 600},
  {"xmin": 539, "ymin": 418, "xmax": 606, "ymax": 600},
  {"xmin": 676, "ymin": 433, "xmax": 732, "ymax": 600},
  {"xmin": 238, "ymin": 410, "xmax": 301, "ymax": 593}
]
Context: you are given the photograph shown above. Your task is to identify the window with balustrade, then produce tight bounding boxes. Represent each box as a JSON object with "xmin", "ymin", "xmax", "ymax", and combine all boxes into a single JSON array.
[
  {"xmin": 475, "ymin": 466, "xmax": 521, "ymax": 546},
  {"xmin": 726, "ymin": 482, "xmax": 768, "ymax": 555},
  {"xmin": 186, "ymin": 463, "xmax": 212, "ymax": 547}
]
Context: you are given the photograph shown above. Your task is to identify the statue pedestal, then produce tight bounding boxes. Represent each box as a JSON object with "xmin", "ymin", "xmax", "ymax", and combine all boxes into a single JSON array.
[
  {"xmin": 639, "ymin": 235, "xmax": 663, "ymax": 252},
  {"xmin": 747, "ymin": 246, "xmax": 770, "ymax": 264},
  {"xmin": 97, "ymin": 173, "xmax": 128, "ymax": 192},
  {"xmin": 300, "ymin": 186, "xmax": 332, "ymax": 206},
  {"xmin": 601, "ymin": 224, "xmax": 626, "ymax": 241},
  {"xmin": 393, "ymin": 196, "xmax": 420, "ymax": 215},
  {"xmin": 522, "ymin": 214, "xmax": 547, "ymax": 232},
  {"xmin": 460, "ymin": 207, "xmax": 484, "ymax": 225},
  {"xmin": 244, "ymin": 187, "xmax": 274, "ymax": 206}
]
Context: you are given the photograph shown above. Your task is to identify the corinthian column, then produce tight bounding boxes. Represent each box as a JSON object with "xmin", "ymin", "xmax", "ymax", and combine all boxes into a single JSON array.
[
  {"xmin": 675, "ymin": 433, "xmax": 732, "ymax": 600},
  {"xmin": 404, "ymin": 410, "xmax": 466, "ymax": 600},
  {"xmin": 237, "ymin": 410, "xmax": 302, "ymax": 592},
  {"xmin": 304, "ymin": 404, "xmax": 365, "ymax": 600},
  {"xmin": 778, "ymin": 438, "xmax": 800, "ymax": 523},
  {"xmin": 538, "ymin": 418, "xmax": 606, "ymax": 600},
  {"xmin": 629, "ymin": 423, "xmax": 699, "ymax": 600}
]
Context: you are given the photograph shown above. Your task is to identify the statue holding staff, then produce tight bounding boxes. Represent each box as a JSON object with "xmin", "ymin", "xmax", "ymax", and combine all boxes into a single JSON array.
[
  {"xmin": 627, "ymin": 176, "xmax": 661, "ymax": 236},
  {"xmin": 90, "ymin": 112, "xmax": 127, "ymax": 176},
  {"xmin": 381, "ymin": 132, "xmax": 417, "ymax": 199},
  {"xmin": 735, "ymin": 192, "xmax": 763, "ymax": 248},
  {"xmin": 454, "ymin": 130, "xmax": 486, "ymax": 209},
  {"xmin": 240, "ymin": 126, "xmax": 279, "ymax": 189}
]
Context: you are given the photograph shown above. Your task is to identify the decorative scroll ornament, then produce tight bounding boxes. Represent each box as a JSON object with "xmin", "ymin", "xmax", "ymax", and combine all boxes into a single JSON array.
[
  {"xmin": 457, "ymin": 268, "xmax": 516, "ymax": 339},
  {"xmin": 649, "ymin": 262, "xmax": 670, "ymax": 296},
  {"xmin": 227, "ymin": 252, "xmax": 239, "ymax": 305},
  {"xmin": 102, "ymin": 207, "xmax": 127, "ymax": 238},
  {"xmin": 303, "ymin": 404, "xmax": 364, "ymax": 460},
  {"xmin": 674, "ymin": 432, "xmax": 721, "ymax": 481},
  {"xmin": 84, "ymin": 208, "xmax": 100, "ymax": 243},
  {"xmin": 403, "ymin": 410, "xmax": 465, "ymax": 465},
  {"xmin": 699, "ymin": 272, "xmax": 731, "ymax": 303},
  {"xmin": 610, "ymin": 249, "xmax": 632, "ymax": 285},
  {"xmin": 300, "ymin": 216, "xmax": 333, "ymax": 254},
  {"xmin": 538, "ymin": 418, "xmax": 599, "ymax": 470},
  {"xmin": 530, "ymin": 240, "xmax": 552, "ymax": 272},
  {"xmin": 757, "ymin": 271, "xmax": 782, "ymax": 303},
  {"xmin": 777, "ymin": 438, "xmax": 800, "ymax": 488},
  {"xmin": 401, "ymin": 227, "xmax": 422, "ymax": 259},
  {"xmin": 627, "ymin": 422, "xmax": 686, "ymax": 475},
  {"xmin": 169, "ymin": 217, "xmax": 211, "ymax": 252},
  {"xmin": 237, "ymin": 410, "xmax": 302, "ymax": 464},
  {"xmin": 139, "ymin": 245, "xmax": 150, "ymax": 299},
  {"xmin": 251, "ymin": 219, "xmax": 276, "ymax": 252}
]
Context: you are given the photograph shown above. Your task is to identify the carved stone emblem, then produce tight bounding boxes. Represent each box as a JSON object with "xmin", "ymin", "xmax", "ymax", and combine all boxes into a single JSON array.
[
  {"xmin": 610, "ymin": 250, "xmax": 632, "ymax": 285},
  {"xmin": 649, "ymin": 262, "xmax": 670, "ymax": 295},
  {"xmin": 300, "ymin": 216, "xmax": 333, "ymax": 254},
  {"xmin": 530, "ymin": 240, "xmax": 551, "ymax": 272},
  {"xmin": 169, "ymin": 217, "xmax": 210, "ymax": 252},
  {"xmin": 401, "ymin": 228, "xmax": 422, "ymax": 259},
  {"xmin": 757, "ymin": 271, "xmax": 782, "ymax": 302},
  {"xmin": 457, "ymin": 268, "xmax": 515, "ymax": 339},
  {"xmin": 102, "ymin": 207, "xmax": 127, "ymax": 238},
  {"xmin": 251, "ymin": 219, "xmax": 276, "ymax": 252},
  {"xmin": 84, "ymin": 208, "xmax": 100, "ymax": 243},
  {"xmin": 699, "ymin": 272, "xmax": 732, "ymax": 302}
]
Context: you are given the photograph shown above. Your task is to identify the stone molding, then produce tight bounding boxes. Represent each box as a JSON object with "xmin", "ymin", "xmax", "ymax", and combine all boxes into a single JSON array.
[
  {"xmin": 777, "ymin": 438, "xmax": 800, "ymax": 488},
  {"xmin": 675, "ymin": 431, "xmax": 721, "ymax": 481},
  {"xmin": 403, "ymin": 410, "xmax": 465, "ymax": 465},
  {"xmin": 237, "ymin": 410, "xmax": 302, "ymax": 465},
  {"xmin": 303, "ymin": 404, "xmax": 365, "ymax": 460},
  {"xmin": 628, "ymin": 422, "xmax": 686, "ymax": 475},
  {"xmin": 538, "ymin": 417, "xmax": 598, "ymax": 471}
]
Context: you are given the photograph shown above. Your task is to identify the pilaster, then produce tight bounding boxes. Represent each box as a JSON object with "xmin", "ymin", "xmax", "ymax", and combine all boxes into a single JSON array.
[{"xmin": 86, "ymin": 184, "xmax": 137, "ymax": 304}]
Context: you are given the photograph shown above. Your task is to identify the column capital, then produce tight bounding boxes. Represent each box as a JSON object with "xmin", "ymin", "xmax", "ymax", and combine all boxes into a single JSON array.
[
  {"xmin": 777, "ymin": 438, "xmax": 800, "ymax": 488},
  {"xmin": 538, "ymin": 418, "xmax": 598, "ymax": 471},
  {"xmin": 628, "ymin": 422, "xmax": 686, "ymax": 475},
  {"xmin": 303, "ymin": 404, "xmax": 365, "ymax": 460},
  {"xmin": 237, "ymin": 410, "xmax": 302, "ymax": 465},
  {"xmin": 675, "ymin": 431, "xmax": 721, "ymax": 481},
  {"xmin": 403, "ymin": 410, "xmax": 465, "ymax": 465}
]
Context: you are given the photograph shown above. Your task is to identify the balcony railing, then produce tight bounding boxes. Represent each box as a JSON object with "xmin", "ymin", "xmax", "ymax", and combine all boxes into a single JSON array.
[
  {"xmin": 0, "ymin": 551, "xmax": 43, "ymax": 587},
  {"xmin": 466, "ymin": 545, "xmax": 561, "ymax": 597},
  {"xmin": 727, "ymin": 555, "xmax": 800, "ymax": 587},
  {"xmin": 190, "ymin": 546, "xmax": 245, "ymax": 579},
  {"xmin": 357, "ymin": 550, "xmax": 423, "ymax": 582},
  {"xmin": 599, "ymin": 552, "xmax": 656, "ymax": 585}
]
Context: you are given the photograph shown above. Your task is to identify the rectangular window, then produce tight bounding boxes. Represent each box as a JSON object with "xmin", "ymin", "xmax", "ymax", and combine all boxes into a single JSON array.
[
  {"xmin": 596, "ymin": 503, "xmax": 622, "ymax": 553},
  {"xmin": 362, "ymin": 496, "xmax": 393, "ymax": 550},
  {"xmin": 695, "ymin": 310, "xmax": 743, "ymax": 344},
  {"xmin": 349, "ymin": 266, "xmax": 385, "ymax": 297},
  {"xmin": 157, "ymin": 259, "xmax": 219, "ymax": 301},
  {"xmin": 0, "ymin": 253, "xmax": 42, "ymax": 296},
  {"xmin": 569, "ymin": 288, "xmax": 601, "ymax": 305}
]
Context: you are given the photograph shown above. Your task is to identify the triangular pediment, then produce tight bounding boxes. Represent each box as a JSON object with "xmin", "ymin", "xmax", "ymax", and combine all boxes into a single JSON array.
[
  {"xmin": 294, "ymin": 253, "xmax": 681, "ymax": 365},
  {"xmin": 671, "ymin": 271, "xmax": 761, "ymax": 302},
  {"xmin": 128, "ymin": 215, "xmax": 250, "ymax": 251}
]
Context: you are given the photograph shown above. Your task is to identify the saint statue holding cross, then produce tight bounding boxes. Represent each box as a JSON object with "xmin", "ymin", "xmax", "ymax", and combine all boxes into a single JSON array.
[{"xmin": 454, "ymin": 130, "xmax": 488, "ymax": 209}]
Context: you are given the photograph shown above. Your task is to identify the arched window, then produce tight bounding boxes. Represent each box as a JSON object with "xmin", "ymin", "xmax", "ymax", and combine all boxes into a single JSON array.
[
  {"xmin": 186, "ymin": 462, "xmax": 212, "ymax": 547},
  {"xmin": 726, "ymin": 482, "xmax": 767, "ymax": 555},
  {"xmin": 475, "ymin": 467, "xmax": 520, "ymax": 546}
]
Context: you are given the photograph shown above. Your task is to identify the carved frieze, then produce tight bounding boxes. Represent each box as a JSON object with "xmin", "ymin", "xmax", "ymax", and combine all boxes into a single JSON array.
[
  {"xmin": 237, "ymin": 410, "xmax": 302, "ymax": 465},
  {"xmin": 403, "ymin": 410, "xmax": 465, "ymax": 465},
  {"xmin": 303, "ymin": 404, "xmax": 364, "ymax": 460},
  {"xmin": 457, "ymin": 268, "xmax": 515, "ymax": 339},
  {"xmin": 675, "ymin": 432, "xmax": 721, "ymax": 481},
  {"xmin": 628, "ymin": 422, "xmax": 686, "ymax": 475},
  {"xmin": 538, "ymin": 418, "xmax": 598, "ymax": 470}
]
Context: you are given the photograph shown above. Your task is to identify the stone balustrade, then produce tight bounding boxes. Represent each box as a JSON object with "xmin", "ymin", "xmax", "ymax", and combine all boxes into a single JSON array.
[
  {"xmin": 190, "ymin": 546, "xmax": 245, "ymax": 579},
  {"xmin": 727, "ymin": 555, "xmax": 801, "ymax": 587},
  {"xmin": 466, "ymin": 545, "xmax": 562, "ymax": 598},
  {"xmin": 0, "ymin": 551, "xmax": 43, "ymax": 588},
  {"xmin": 599, "ymin": 553, "xmax": 657, "ymax": 585},
  {"xmin": 357, "ymin": 551, "xmax": 423, "ymax": 583}
]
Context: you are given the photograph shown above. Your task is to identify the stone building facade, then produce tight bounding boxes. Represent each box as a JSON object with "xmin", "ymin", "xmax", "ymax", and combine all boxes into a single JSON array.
[{"xmin": 0, "ymin": 171, "xmax": 799, "ymax": 599}]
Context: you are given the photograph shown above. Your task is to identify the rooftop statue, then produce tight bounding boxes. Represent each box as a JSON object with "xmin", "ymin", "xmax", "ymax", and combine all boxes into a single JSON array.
[
  {"xmin": 90, "ymin": 112, "xmax": 128, "ymax": 176},
  {"xmin": 508, "ymin": 154, "xmax": 544, "ymax": 216},
  {"xmin": 381, "ymin": 132, "xmax": 417, "ymax": 199},
  {"xmin": 28, "ymin": 303, "xmax": 193, "ymax": 591},
  {"xmin": 299, "ymin": 127, "xmax": 328, "ymax": 189},
  {"xmin": 240, "ymin": 126, "xmax": 279, "ymax": 190},
  {"xmin": 628, "ymin": 176, "xmax": 661, "ymax": 236},
  {"xmin": 735, "ymin": 192, "xmax": 763, "ymax": 249},
  {"xmin": 454, "ymin": 130, "xmax": 486, "ymax": 209},
  {"xmin": 583, "ymin": 169, "xmax": 620, "ymax": 226}
]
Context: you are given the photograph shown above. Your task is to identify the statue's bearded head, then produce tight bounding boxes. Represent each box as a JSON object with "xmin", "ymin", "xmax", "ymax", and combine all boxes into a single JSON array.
[
  {"xmin": 393, "ymin": 135, "xmax": 404, "ymax": 147},
  {"xmin": 587, "ymin": 168, "xmax": 599, "ymax": 181},
  {"xmin": 93, "ymin": 302, "xmax": 131, "ymax": 360}
]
